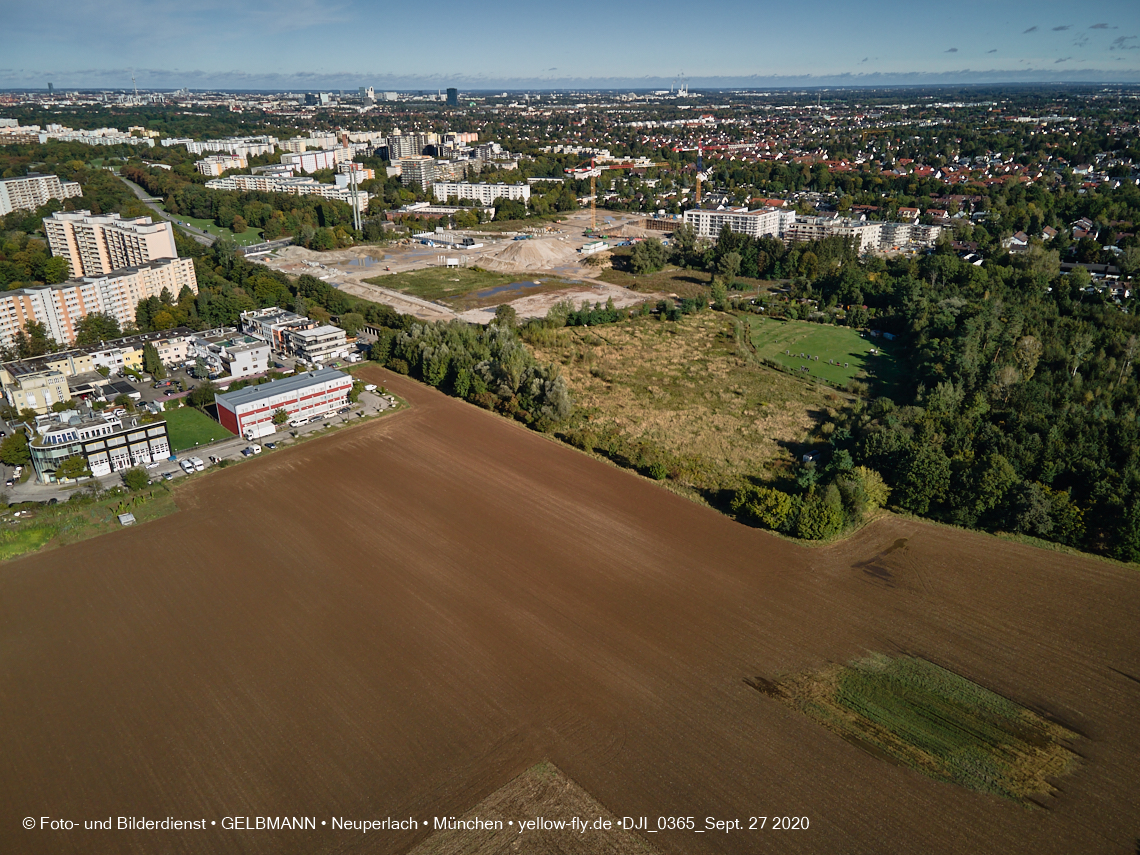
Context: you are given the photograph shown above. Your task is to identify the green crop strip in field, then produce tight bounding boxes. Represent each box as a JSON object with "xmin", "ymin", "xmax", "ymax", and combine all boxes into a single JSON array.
[{"xmin": 749, "ymin": 654, "xmax": 1078, "ymax": 804}]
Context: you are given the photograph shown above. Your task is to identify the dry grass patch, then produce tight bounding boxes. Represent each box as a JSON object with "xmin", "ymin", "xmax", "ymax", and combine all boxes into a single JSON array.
[
  {"xmin": 528, "ymin": 313, "xmax": 839, "ymax": 496},
  {"xmin": 408, "ymin": 762, "xmax": 660, "ymax": 855}
]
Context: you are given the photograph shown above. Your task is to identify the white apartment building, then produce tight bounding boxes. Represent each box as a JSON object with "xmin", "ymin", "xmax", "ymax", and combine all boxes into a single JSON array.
[
  {"xmin": 204, "ymin": 174, "xmax": 367, "ymax": 208},
  {"xmin": 43, "ymin": 211, "xmax": 177, "ymax": 277},
  {"xmin": 240, "ymin": 307, "xmax": 314, "ymax": 353},
  {"xmin": 287, "ymin": 325, "xmax": 349, "ymax": 363},
  {"xmin": 189, "ymin": 332, "xmax": 270, "ymax": 378},
  {"xmin": 44, "ymin": 126, "xmax": 153, "ymax": 147},
  {"xmin": 682, "ymin": 206, "xmax": 794, "ymax": 240},
  {"xmin": 0, "ymin": 173, "xmax": 83, "ymax": 216},
  {"xmin": 399, "ymin": 156, "xmax": 437, "ymax": 190},
  {"xmin": 0, "ymin": 258, "xmax": 197, "ymax": 349},
  {"xmin": 432, "ymin": 182, "xmax": 531, "ymax": 205},
  {"xmin": 161, "ymin": 135, "xmax": 278, "ymax": 157},
  {"xmin": 195, "ymin": 154, "xmax": 248, "ymax": 176},
  {"xmin": 784, "ymin": 217, "xmax": 882, "ymax": 254},
  {"xmin": 280, "ymin": 149, "xmax": 342, "ymax": 173},
  {"xmin": 879, "ymin": 222, "xmax": 912, "ymax": 249}
]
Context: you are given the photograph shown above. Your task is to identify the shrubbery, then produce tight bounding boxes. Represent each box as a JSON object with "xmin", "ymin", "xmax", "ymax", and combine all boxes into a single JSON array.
[{"xmin": 374, "ymin": 317, "xmax": 572, "ymax": 429}]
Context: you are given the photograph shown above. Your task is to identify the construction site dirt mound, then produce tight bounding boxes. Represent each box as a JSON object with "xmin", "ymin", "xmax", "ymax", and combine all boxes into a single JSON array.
[{"xmin": 481, "ymin": 237, "xmax": 582, "ymax": 272}]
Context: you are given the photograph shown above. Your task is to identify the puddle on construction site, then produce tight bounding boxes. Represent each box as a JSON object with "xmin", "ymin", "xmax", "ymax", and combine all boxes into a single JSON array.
[
  {"xmin": 346, "ymin": 256, "xmax": 381, "ymax": 268},
  {"xmin": 474, "ymin": 280, "xmax": 545, "ymax": 299}
]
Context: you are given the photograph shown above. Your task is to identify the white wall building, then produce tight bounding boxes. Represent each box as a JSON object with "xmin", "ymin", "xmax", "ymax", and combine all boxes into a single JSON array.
[
  {"xmin": 161, "ymin": 135, "xmax": 278, "ymax": 157},
  {"xmin": 432, "ymin": 182, "xmax": 531, "ymax": 205},
  {"xmin": 195, "ymin": 155, "xmax": 248, "ymax": 176},
  {"xmin": 280, "ymin": 149, "xmax": 340, "ymax": 173},
  {"xmin": 190, "ymin": 332, "xmax": 270, "ymax": 378},
  {"xmin": 682, "ymin": 206, "xmax": 793, "ymax": 240},
  {"xmin": 204, "ymin": 175, "xmax": 367, "ymax": 208},
  {"xmin": 287, "ymin": 325, "xmax": 349, "ymax": 363},
  {"xmin": 0, "ymin": 173, "xmax": 82, "ymax": 217}
]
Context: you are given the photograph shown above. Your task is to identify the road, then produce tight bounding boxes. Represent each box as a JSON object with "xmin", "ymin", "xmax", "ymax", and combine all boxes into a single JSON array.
[
  {"xmin": 117, "ymin": 174, "xmax": 216, "ymax": 246},
  {"xmin": 4, "ymin": 391, "xmax": 395, "ymax": 503}
]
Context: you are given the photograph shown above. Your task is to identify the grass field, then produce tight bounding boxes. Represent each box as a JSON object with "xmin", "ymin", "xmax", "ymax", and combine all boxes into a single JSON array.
[
  {"xmin": 151, "ymin": 202, "xmax": 266, "ymax": 246},
  {"xmin": 527, "ymin": 312, "xmax": 845, "ymax": 496},
  {"xmin": 364, "ymin": 266, "xmax": 574, "ymax": 308},
  {"xmin": 751, "ymin": 654, "xmax": 1078, "ymax": 804},
  {"xmin": 163, "ymin": 406, "xmax": 232, "ymax": 450},
  {"xmin": 747, "ymin": 315, "xmax": 904, "ymax": 395}
]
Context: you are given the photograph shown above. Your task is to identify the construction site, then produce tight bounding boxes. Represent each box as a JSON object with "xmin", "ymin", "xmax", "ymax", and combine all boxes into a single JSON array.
[{"xmin": 259, "ymin": 210, "xmax": 667, "ymax": 323}]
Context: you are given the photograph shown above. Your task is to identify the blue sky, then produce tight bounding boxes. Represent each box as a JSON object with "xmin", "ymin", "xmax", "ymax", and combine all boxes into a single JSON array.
[{"xmin": 1, "ymin": 0, "xmax": 1138, "ymax": 89}]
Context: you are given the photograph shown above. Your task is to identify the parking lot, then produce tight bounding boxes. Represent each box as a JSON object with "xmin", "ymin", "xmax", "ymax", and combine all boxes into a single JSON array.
[{"xmin": 3, "ymin": 388, "xmax": 399, "ymax": 502}]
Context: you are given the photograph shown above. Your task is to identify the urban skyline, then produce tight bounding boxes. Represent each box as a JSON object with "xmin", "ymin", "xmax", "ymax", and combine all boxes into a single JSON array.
[{"xmin": 2, "ymin": 0, "xmax": 1138, "ymax": 90}]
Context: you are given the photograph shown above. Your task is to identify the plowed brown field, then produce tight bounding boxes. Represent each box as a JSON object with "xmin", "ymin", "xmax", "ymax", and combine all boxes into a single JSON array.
[{"xmin": 1, "ymin": 367, "xmax": 1138, "ymax": 855}]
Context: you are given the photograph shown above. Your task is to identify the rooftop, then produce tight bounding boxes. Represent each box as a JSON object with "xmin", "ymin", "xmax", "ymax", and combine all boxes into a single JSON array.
[{"xmin": 213, "ymin": 368, "xmax": 349, "ymax": 409}]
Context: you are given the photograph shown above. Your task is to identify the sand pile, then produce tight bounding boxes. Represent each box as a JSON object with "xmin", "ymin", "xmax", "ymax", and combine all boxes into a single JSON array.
[{"xmin": 481, "ymin": 238, "xmax": 581, "ymax": 272}]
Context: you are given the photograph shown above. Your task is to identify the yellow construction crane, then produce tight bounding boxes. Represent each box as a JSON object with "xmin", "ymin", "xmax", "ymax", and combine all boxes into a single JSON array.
[{"xmin": 568, "ymin": 159, "xmax": 669, "ymax": 230}]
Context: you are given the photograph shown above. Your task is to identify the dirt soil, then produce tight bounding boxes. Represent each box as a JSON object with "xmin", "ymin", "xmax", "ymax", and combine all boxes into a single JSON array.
[{"xmin": 1, "ymin": 369, "xmax": 1138, "ymax": 855}]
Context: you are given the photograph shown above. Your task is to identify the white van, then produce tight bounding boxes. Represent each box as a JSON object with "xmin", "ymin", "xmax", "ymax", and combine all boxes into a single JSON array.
[
  {"xmin": 189, "ymin": 456, "xmax": 205, "ymax": 472},
  {"xmin": 288, "ymin": 416, "xmax": 309, "ymax": 428}
]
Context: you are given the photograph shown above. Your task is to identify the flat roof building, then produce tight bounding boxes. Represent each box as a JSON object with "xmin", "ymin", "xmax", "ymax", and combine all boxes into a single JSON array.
[
  {"xmin": 0, "ymin": 173, "xmax": 82, "ymax": 217},
  {"xmin": 0, "ymin": 257, "xmax": 197, "ymax": 349},
  {"xmin": 287, "ymin": 324, "xmax": 348, "ymax": 363},
  {"xmin": 190, "ymin": 332, "xmax": 270, "ymax": 379},
  {"xmin": 195, "ymin": 154, "xmax": 248, "ymax": 176},
  {"xmin": 240, "ymin": 307, "xmax": 315, "ymax": 354},
  {"xmin": 682, "ymin": 206, "xmax": 794, "ymax": 240},
  {"xmin": 214, "ymin": 368, "xmax": 353, "ymax": 437},
  {"xmin": 29, "ymin": 412, "xmax": 171, "ymax": 482},
  {"xmin": 432, "ymin": 182, "xmax": 530, "ymax": 206},
  {"xmin": 43, "ymin": 210, "xmax": 177, "ymax": 277}
]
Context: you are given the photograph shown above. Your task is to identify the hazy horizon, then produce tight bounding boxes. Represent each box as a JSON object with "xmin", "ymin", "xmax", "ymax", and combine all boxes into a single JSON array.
[{"xmin": 3, "ymin": 0, "xmax": 1137, "ymax": 91}]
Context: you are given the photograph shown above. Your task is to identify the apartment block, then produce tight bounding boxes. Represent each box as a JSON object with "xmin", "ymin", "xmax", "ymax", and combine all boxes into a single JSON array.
[
  {"xmin": 287, "ymin": 325, "xmax": 348, "ymax": 363},
  {"xmin": 784, "ymin": 217, "xmax": 882, "ymax": 254},
  {"xmin": 195, "ymin": 154, "xmax": 248, "ymax": 176},
  {"xmin": 682, "ymin": 206, "xmax": 794, "ymax": 240},
  {"xmin": 280, "ymin": 149, "xmax": 340, "ymax": 173},
  {"xmin": 0, "ymin": 173, "xmax": 83, "ymax": 217},
  {"xmin": 0, "ymin": 258, "xmax": 197, "ymax": 349},
  {"xmin": 432, "ymin": 182, "xmax": 531, "ymax": 205},
  {"xmin": 43, "ymin": 211, "xmax": 177, "ymax": 277},
  {"xmin": 399, "ymin": 156, "xmax": 437, "ymax": 190},
  {"xmin": 162, "ymin": 135, "xmax": 278, "ymax": 157},
  {"xmin": 240, "ymin": 307, "xmax": 315, "ymax": 353},
  {"xmin": 204, "ymin": 174, "xmax": 367, "ymax": 208}
]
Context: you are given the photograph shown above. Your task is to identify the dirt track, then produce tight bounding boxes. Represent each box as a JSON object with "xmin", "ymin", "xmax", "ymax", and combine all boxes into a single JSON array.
[{"xmin": 1, "ymin": 368, "xmax": 1138, "ymax": 855}]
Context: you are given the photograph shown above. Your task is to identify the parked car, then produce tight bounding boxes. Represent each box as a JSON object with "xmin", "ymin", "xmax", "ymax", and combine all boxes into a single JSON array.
[
  {"xmin": 265, "ymin": 442, "xmax": 276, "ymax": 450},
  {"xmin": 144, "ymin": 461, "xmax": 160, "ymax": 470},
  {"xmin": 162, "ymin": 472, "xmax": 174, "ymax": 481}
]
